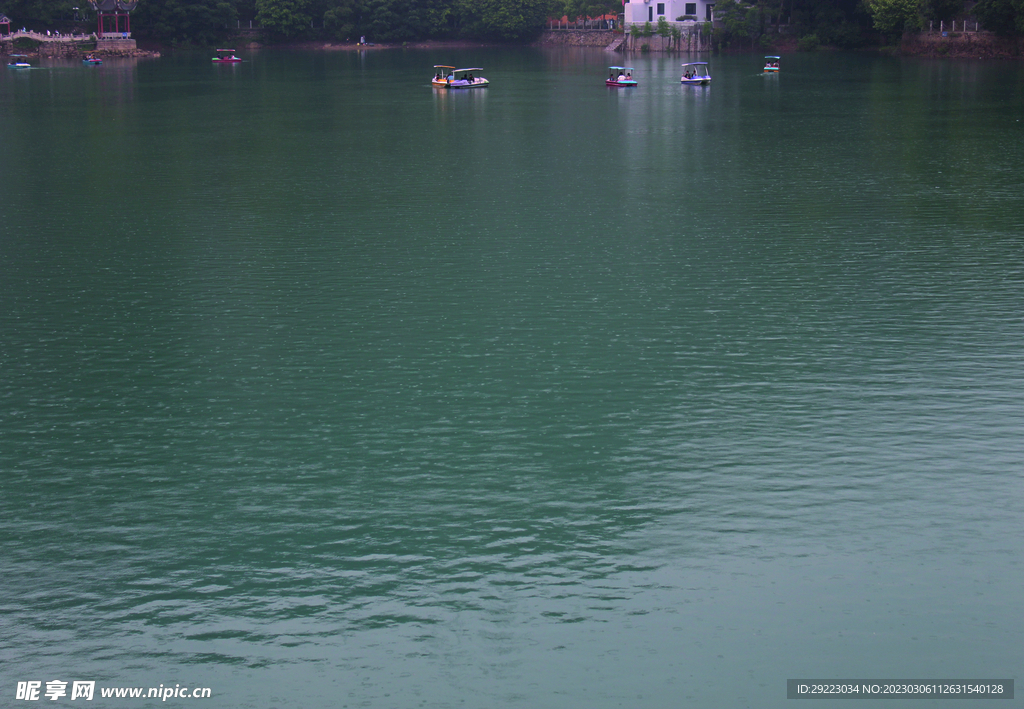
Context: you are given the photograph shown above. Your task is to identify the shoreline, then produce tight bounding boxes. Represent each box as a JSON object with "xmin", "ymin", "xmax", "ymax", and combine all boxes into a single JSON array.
[
  {"xmin": 897, "ymin": 31, "xmax": 1024, "ymax": 59},
  {"xmin": 1, "ymin": 36, "xmax": 160, "ymax": 59},
  {"xmin": 95, "ymin": 32, "xmax": 1024, "ymax": 60},
  {"xmin": 278, "ymin": 39, "xmax": 516, "ymax": 52}
]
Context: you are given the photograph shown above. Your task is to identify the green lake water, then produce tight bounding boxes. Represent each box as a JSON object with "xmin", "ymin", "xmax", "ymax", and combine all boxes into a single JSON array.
[{"xmin": 2, "ymin": 47, "xmax": 1023, "ymax": 707}]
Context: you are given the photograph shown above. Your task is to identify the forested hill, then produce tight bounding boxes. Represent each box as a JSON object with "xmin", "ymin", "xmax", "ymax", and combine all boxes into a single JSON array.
[{"xmin": 3, "ymin": 0, "xmax": 1022, "ymax": 47}]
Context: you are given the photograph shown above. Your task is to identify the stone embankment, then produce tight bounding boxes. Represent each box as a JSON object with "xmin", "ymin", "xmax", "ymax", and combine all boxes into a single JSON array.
[
  {"xmin": 621, "ymin": 30, "xmax": 711, "ymax": 52},
  {"xmin": 535, "ymin": 30, "xmax": 618, "ymax": 47},
  {"xmin": 1, "ymin": 30, "xmax": 158, "ymax": 58},
  {"xmin": 901, "ymin": 30, "xmax": 1024, "ymax": 58},
  {"xmin": 36, "ymin": 42, "xmax": 89, "ymax": 58},
  {"xmin": 535, "ymin": 29, "xmax": 710, "ymax": 52}
]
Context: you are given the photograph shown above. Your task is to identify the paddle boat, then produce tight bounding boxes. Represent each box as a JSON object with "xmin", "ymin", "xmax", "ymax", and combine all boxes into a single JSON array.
[
  {"xmin": 212, "ymin": 49, "xmax": 242, "ymax": 63},
  {"xmin": 431, "ymin": 66, "xmax": 489, "ymax": 89},
  {"xmin": 764, "ymin": 56, "xmax": 780, "ymax": 72},
  {"xmin": 7, "ymin": 54, "xmax": 31, "ymax": 68},
  {"xmin": 82, "ymin": 54, "xmax": 102, "ymax": 65},
  {"xmin": 680, "ymin": 62, "xmax": 711, "ymax": 85},
  {"xmin": 606, "ymin": 66, "xmax": 636, "ymax": 87}
]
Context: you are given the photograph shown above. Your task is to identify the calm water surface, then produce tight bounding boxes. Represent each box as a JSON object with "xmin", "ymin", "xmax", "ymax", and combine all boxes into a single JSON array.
[{"xmin": 2, "ymin": 48, "xmax": 1023, "ymax": 708}]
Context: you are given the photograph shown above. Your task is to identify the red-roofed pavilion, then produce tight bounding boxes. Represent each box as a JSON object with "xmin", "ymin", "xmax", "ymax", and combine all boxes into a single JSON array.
[{"xmin": 88, "ymin": 0, "xmax": 138, "ymax": 37}]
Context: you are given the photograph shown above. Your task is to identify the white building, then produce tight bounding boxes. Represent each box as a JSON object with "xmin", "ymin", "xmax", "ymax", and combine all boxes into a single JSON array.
[{"xmin": 623, "ymin": 0, "xmax": 715, "ymax": 26}]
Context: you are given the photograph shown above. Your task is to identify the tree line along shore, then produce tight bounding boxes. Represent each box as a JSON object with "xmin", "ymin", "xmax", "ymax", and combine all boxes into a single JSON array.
[{"xmin": 2, "ymin": 0, "xmax": 1023, "ymax": 57}]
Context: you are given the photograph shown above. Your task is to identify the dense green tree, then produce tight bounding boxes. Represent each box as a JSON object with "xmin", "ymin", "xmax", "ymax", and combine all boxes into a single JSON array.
[
  {"xmin": 559, "ymin": 0, "xmax": 619, "ymax": 23},
  {"xmin": 0, "ymin": 0, "xmax": 923, "ymax": 46},
  {"xmin": 257, "ymin": 0, "xmax": 312, "ymax": 38},
  {"xmin": 363, "ymin": 0, "xmax": 434, "ymax": 40},
  {"xmin": 867, "ymin": 0, "xmax": 922, "ymax": 37},
  {"xmin": 3, "ymin": 0, "xmax": 76, "ymax": 25},
  {"xmin": 133, "ymin": 0, "xmax": 236, "ymax": 44},
  {"xmin": 322, "ymin": 0, "xmax": 365, "ymax": 39},
  {"xmin": 712, "ymin": 0, "xmax": 767, "ymax": 47},
  {"xmin": 788, "ymin": 0, "xmax": 871, "ymax": 47},
  {"xmin": 973, "ymin": 0, "xmax": 1024, "ymax": 34},
  {"xmin": 458, "ymin": 0, "xmax": 551, "ymax": 39},
  {"xmin": 924, "ymin": 0, "xmax": 963, "ymax": 22}
]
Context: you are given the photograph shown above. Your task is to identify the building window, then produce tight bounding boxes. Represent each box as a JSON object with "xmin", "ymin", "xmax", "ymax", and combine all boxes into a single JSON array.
[
  {"xmin": 657, "ymin": 2, "xmax": 665, "ymax": 14},
  {"xmin": 685, "ymin": 2, "xmax": 696, "ymax": 14},
  {"xmin": 706, "ymin": 3, "xmax": 714, "ymax": 19},
  {"xmin": 649, "ymin": 6, "xmax": 653, "ymax": 21}
]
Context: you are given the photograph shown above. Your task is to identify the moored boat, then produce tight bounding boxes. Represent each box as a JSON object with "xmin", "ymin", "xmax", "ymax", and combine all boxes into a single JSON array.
[
  {"xmin": 606, "ymin": 66, "xmax": 636, "ymax": 87},
  {"xmin": 681, "ymin": 62, "xmax": 710, "ymax": 85},
  {"xmin": 431, "ymin": 66, "xmax": 489, "ymax": 88},
  {"xmin": 213, "ymin": 49, "xmax": 242, "ymax": 63}
]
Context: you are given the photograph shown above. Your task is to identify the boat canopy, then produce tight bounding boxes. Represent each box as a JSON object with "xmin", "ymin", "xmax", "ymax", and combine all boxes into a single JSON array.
[
  {"xmin": 681, "ymin": 62, "xmax": 708, "ymax": 66},
  {"xmin": 609, "ymin": 66, "xmax": 634, "ymax": 71},
  {"xmin": 453, "ymin": 68, "xmax": 483, "ymax": 73},
  {"xmin": 10, "ymin": 54, "xmax": 29, "ymax": 57},
  {"xmin": 765, "ymin": 55, "xmax": 780, "ymax": 59},
  {"xmin": 216, "ymin": 49, "xmax": 236, "ymax": 52},
  {"xmin": 434, "ymin": 65, "xmax": 455, "ymax": 69}
]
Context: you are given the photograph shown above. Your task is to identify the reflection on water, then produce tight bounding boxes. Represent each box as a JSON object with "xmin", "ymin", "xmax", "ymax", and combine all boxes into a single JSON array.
[
  {"xmin": 432, "ymin": 85, "xmax": 490, "ymax": 112},
  {"xmin": 1, "ymin": 48, "xmax": 1023, "ymax": 709}
]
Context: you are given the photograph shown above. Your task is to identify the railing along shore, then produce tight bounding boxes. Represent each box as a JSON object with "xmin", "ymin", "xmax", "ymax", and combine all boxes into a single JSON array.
[
  {"xmin": 6, "ymin": 29, "xmax": 97, "ymax": 42},
  {"xmin": 547, "ymin": 20, "xmax": 617, "ymax": 30},
  {"xmin": 927, "ymin": 20, "xmax": 981, "ymax": 33}
]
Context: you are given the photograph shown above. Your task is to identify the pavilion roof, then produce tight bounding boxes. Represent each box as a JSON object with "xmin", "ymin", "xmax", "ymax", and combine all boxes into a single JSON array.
[{"xmin": 89, "ymin": 0, "xmax": 139, "ymax": 11}]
